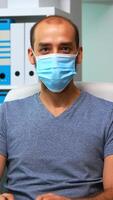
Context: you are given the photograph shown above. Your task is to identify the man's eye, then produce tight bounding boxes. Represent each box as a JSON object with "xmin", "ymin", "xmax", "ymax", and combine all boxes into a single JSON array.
[
  {"xmin": 61, "ymin": 47, "xmax": 71, "ymax": 53},
  {"xmin": 39, "ymin": 47, "xmax": 50, "ymax": 54}
]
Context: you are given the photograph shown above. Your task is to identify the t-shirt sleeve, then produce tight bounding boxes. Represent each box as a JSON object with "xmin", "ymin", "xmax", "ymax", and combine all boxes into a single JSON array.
[
  {"xmin": 104, "ymin": 107, "xmax": 113, "ymax": 157},
  {"xmin": 0, "ymin": 104, "xmax": 7, "ymax": 157}
]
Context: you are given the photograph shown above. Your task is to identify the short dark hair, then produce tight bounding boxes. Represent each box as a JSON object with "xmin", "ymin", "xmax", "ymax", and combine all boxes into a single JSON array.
[{"xmin": 30, "ymin": 15, "xmax": 80, "ymax": 50}]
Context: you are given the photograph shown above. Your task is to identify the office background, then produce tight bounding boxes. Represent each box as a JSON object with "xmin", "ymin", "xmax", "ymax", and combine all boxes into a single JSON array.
[{"xmin": 82, "ymin": 0, "xmax": 113, "ymax": 82}]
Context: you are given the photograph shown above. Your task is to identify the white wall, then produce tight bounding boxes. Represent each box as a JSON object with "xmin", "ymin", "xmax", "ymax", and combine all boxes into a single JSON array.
[{"xmin": 82, "ymin": 2, "xmax": 113, "ymax": 82}]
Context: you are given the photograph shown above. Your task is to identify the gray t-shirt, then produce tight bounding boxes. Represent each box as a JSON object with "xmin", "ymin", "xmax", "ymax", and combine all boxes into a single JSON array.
[{"xmin": 0, "ymin": 91, "xmax": 113, "ymax": 200}]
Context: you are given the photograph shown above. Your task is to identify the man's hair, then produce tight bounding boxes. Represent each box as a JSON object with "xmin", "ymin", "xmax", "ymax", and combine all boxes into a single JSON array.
[{"xmin": 30, "ymin": 15, "xmax": 80, "ymax": 49}]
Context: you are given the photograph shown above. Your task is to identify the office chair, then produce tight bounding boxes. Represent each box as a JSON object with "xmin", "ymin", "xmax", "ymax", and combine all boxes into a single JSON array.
[{"xmin": 4, "ymin": 82, "xmax": 113, "ymax": 102}]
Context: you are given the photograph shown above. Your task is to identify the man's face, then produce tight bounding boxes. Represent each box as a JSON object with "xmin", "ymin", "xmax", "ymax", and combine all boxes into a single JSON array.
[
  {"xmin": 33, "ymin": 20, "xmax": 78, "ymax": 56},
  {"xmin": 28, "ymin": 19, "xmax": 82, "ymax": 92}
]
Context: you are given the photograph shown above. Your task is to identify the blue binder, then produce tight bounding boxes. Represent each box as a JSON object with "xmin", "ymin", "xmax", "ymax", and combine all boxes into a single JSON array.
[
  {"xmin": 0, "ymin": 19, "xmax": 14, "ymax": 85},
  {"xmin": 0, "ymin": 65, "xmax": 10, "ymax": 85},
  {"xmin": 0, "ymin": 90, "xmax": 9, "ymax": 104}
]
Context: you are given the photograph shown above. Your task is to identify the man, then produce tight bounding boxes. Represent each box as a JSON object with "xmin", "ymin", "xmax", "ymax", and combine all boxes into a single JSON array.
[{"xmin": 0, "ymin": 15, "xmax": 113, "ymax": 200}]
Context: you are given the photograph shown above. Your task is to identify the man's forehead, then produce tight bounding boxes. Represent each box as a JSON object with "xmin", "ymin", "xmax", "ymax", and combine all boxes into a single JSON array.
[
  {"xmin": 38, "ymin": 17, "xmax": 70, "ymax": 26},
  {"xmin": 36, "ymin": 17, "xmax": 74, "ymax": 31},
  {"xmin": 33, "ymin": 17, "xmax": 76, "ymax": 46}
]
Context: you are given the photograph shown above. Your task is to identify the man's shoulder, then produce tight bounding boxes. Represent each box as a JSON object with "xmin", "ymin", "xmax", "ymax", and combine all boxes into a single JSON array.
[
  {"xmin": 84, "ymin": 91, "xmax": 113, "ymax": 112},
  {"xmin": 1, "ymin": 93, "xmax": 38, "ymax": 112}
]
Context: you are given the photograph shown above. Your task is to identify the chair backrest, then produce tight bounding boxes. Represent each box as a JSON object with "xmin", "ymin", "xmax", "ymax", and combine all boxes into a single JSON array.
[
  {"xmin": 5, "ymin": 84, "xmax": 39, "ymax": 102},
  {"xmin": 4, "ymin": 82, "xmax": 113, "ymax": 102}
]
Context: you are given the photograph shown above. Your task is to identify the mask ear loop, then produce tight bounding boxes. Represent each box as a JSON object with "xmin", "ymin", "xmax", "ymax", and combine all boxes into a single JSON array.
[
  {"xmin": 75, "ymin": 51, "xmax": 78, "ymax": 58},
  {"xmin": 32, "ymin": 49, "xmax": 36, "ymax": 58},
  {"xmin": 75, "ymin": 50, "xmax": 80, "ymax": 66},
  {"xmin": 31, "ymin": 49, "xmax": 37, "ymax": 66},
  {"xmin": 31, "ymin": 49, "xmax": 41, "ymax": 91},
  {"xmin": 74, "ymin": 52, "xmax": 79, "ymax": 73}
]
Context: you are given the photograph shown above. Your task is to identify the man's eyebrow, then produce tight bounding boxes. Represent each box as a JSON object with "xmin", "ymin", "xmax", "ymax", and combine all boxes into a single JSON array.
[
  {"xmin": 38, "ymin": 42, "xmax": 73, "ymax": 46},
  {"xmin": 38, "ymin": 43, "xmax": 51, "ymax": 47},
  {"xmin": 60, "ymin": 42, "xmax": 73, "ymax": 46}
]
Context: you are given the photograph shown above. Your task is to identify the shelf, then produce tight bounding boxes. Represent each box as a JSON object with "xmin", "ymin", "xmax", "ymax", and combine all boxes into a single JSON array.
[
  {"xmin": 0, "ymin": 85, "xmax": 18, "ymax": 90},
  {"xmin": 0, "ymin": 7, "xmax": 69, "ymax": 23},
  {"xmin": 0, "ymin": 7, "xmax": 57, "ymax": 17}
]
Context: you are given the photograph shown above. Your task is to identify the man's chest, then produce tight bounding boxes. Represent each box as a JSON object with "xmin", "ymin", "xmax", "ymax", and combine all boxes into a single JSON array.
[{"xmin": 6, "ymin": 115, "xmax": 104, "ymax": 171}]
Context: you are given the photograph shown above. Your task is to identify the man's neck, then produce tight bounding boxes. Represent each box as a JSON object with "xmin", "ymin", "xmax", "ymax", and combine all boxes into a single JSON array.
[{"xmin": 39, "ymin": 81, "xmax": 81, "ymax": 109}]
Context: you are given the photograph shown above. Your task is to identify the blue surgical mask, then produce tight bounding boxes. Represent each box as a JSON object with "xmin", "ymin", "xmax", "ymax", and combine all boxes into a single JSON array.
[{"xmin": 35, "ymin": 53, "xmax": 77, "ymax": 93}]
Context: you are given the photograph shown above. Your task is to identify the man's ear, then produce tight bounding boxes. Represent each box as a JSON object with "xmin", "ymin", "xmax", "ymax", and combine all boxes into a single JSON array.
[
  {"xmin": 28, "ymin": 48, "xmax": 36, "ymax": 65},
  {"xmin": 76, "ymin": 47, "xmax": 83, "ymax": 65}
]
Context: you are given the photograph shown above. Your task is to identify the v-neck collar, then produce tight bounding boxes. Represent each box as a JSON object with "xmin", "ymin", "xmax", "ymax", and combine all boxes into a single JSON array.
[{"xmin": 33, "ymin": 91, "xmax": 86, "ymax": 119}]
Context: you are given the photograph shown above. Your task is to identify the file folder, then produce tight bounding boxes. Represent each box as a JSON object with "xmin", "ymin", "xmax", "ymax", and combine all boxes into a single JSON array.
[
  {"xmin": 0, "ymin": 19, "xmax": 14, "ymax": 85},
  {"xmin": 11, "ymin": 23, "xmax": 25, "ymax": 86},
  {"xmin": 25, "ymin": 22, "xmax": 38, "ymax": 85},
  {"xmin": 0, "ymin": 89, "xmax": 9, "ymax": 104},
  {"xmin": 0, "ymin": 65, "xmax": 10, "ymax": 85}
]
